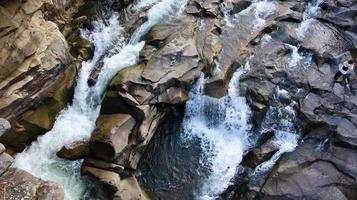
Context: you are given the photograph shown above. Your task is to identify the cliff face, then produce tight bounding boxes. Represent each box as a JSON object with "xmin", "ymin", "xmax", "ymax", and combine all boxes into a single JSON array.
[
  {"xmin": 0, "ymin": 0, "xmax": 89, "ymax": 150},
  {"xmin": 0, "ymin": 0, "xmax": 88, "ymax": 198}
]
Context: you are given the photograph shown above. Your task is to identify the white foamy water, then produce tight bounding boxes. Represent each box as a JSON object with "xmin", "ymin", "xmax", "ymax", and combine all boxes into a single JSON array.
[
  {"xmin": 298, "ymin": 0, "xmax": 323, "ymax": 38},
  {"xmin": 242, "ymin": 0, "xmax": 276, "ymax": 29},
  {"xmin": 182, "ymin": 66, "xmax": 252, "ymax": 200},
  {"xmin": 251, "ymin": 88, "xmax": 299, "ymax": 179},
  {"xmin": 220, "ymin": 2, "xmax": 233, "ymax": 27},
  {"xmin": 130, "ymin": 0, "xmax": 187, "ymax": 44},
  {"xmin": 286, "ymin": 44, "xmax": 304, "ymax": 68},
  {"xmin": 133, "ymin": 0, "xmax": 160, "ymax": 10},
  {"xmin": 14, "ymin": 0, "xmax": 188, "ymax": 199}
]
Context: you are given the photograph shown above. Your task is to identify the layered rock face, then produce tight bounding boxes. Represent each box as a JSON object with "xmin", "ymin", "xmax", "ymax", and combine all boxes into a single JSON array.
[
  {"xmin": 0, "ymin": 0, "xmax": 89, "ymax": 150},
  {"xmin": 0, "ymin": 0, "xmax": 89, "ymax": 199}
]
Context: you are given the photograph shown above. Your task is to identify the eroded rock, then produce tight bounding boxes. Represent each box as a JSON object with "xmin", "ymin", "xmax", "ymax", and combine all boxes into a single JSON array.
[{"xmin": 57, "ymin": 140, "xmax": 89, "ymax": 160}]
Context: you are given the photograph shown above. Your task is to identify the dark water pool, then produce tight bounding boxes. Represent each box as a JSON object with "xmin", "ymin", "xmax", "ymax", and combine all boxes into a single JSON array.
[{"xmin": 137, "ymin": 106, "xmax": 211, "ymax": 200}]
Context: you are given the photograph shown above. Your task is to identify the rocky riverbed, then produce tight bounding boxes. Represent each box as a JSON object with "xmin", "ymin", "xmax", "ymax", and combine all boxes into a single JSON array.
[{"xmin": 0, "ymin": 0, "xmax": 356, "ymax": 199}]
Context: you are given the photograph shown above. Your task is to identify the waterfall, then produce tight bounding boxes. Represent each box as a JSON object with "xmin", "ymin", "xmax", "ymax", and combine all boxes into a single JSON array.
[
  {"xmin": 250, "ymin": 88, "xmax": 299, "ymax": 182},
  {"xmin": 14, "ymin": 0, "xmax": 188, "ymax": 199},
  {"xmin": 286, "ymin": 44, "xmax": 304, "ymax": 68},
  {"xmin": 181, "ymin": 66, "xmax": 252, "ymax": 200},
  {"xmin": 298, "ymin": 0, "xmax": 323, "ymax": 38},
  {"xmin": 129, "ymin": 0, "xmax": 187, "ymax": 44}
]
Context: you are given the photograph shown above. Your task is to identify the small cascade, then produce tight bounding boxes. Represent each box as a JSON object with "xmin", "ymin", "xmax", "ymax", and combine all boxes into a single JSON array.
[
  {"xmin": 129, "ymin": 0, "xmax": 188, "ymax": 44},
  {"xmin": 286, "ymin": 44, "xmax": 304, "ymax": 68},
  {"xmin": 14, "ymin": 0, "xmax": 188, "ymax": 199},
  {"xmin": 298, "ymin": 0, "xmax": 323, "ymax": 38},
  {"xmin": 182, "ymin": 65, "xmax": 252, "ymax": 199},
  {"xmin": 250, "ymin": 88, "xmax": 299, "ymax": 183},
  {"xmin": 220, "ymin": 2, "xmax": 233, "ymax": 27}
]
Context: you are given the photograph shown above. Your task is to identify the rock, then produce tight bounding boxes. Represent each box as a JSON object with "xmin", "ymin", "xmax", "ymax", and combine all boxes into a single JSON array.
[
  {"xmin": 83, "ymin": 159, "xmax": 125, "ymax": 174},
  {"xmin": 0, "ymin": 0, "xmax": 85, "ymax": 151},
  {"xmin": 204, "ymin": 78, "xmax": 227, "ymax": 98},
  {"xmin": 90, "ymin": 114, "xmax": 136, "ymax": 162},
  {"xmin": 0, "ymin": 118, "xmax": 10, "ymax": 137},
  {"xmin": 299, "ymin": 20, "xmax": 354, "ymax": 57},
  {"xmin": 243, "ymin": 137, "xmax": 278, "ymax": 168},
  {"xmin": 113, "ymin": 106, "xmax": 165, "ymax": 170},
  {"xmin": 256, "ymin": 136, "xmax": 357, "ymax": 200},
  {"xmin": 0, "ymin": 63, "xmax": 77, "ymax": 151},
  {"xmin": 319, "ymin": 0, "xmax": 357, "ymax": 44},
  {"xmin": 0, "ymin": 168, "xmax": 64, "ymax": 200},
  {"xmin": 0, "ymin": 143, "xmax": 5, "ymax": 154},
  {"xmin": 106, "ymin": 16, "xmax": 203, "ymax": 107},
  {"xmin": 186, "ymin": 0, "xmax": 220, "ymax": 17},
  {"xmin": 57, "ymin": 140, "xmax": 89, "ymax": 160},
  {"xmin": 195, "ymin": 18, "xmax": 223, "ymax": 74},
  {"xmin": 114, "ymin": 176, "xmax": 149, "ymax": 200},
  {"xmin": 81, "ymin": 167, "xmax": 121, "ymax": 192},
  {"xmin": 0, "ymin": 152, "xmax": 13, "ymax": 175}
]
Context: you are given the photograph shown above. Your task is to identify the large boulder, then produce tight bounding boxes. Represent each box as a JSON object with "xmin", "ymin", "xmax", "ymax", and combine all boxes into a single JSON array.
[
  {"xmin": 0, "ymin": 168, "xmax": 64, "ymax": 200},
  {"xmin": 256, "ymin": 133, "xmax": 357, "ymax": 200},
  {"xmin": 90, "ymin": 114, "xmax": 136, "ymax": 162},
  {"xmin": 57, "ymin": 140, "xmax": 89, "ymax": 160}
]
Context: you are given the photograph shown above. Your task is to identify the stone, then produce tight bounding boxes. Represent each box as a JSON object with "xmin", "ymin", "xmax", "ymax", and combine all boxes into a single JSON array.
[
  {"xmin": 0, "ymin": 168, "xmax": 64, "ymax": 200},
  {"xmin": 0, "ymin": 143, "xmax": 5, "ymax": 154},
  {"xmin": 114, "ymin": 176, "xmax": 149, "ymax": 200},
  {"xmin": 83, "ymin": 159, "xmax": 125, "ymax": 174},
  {"xmin": 243, "ymin": 138, "xmax": 279, "ymax": 168},
  {"xmin": 257, "ymin": 137, "xmax": 357, "ymax": 200},
  {"xmin": 57, "ymin": 140, "xmax": 89, "ymax": 160},
  {"xmin": 0, "ymin": 118, "xmax": 10, "ymax": 137},
  {"xmin": 90, "ymin": 114, "xmax": 136, "ymax": 162},
  {"xmin": 81, "ymin": 167, "xmax": 121, "ymax": 192},
  {"xmin": 0, "ymin": 152, "xmax": 13, "ymax": 175}
]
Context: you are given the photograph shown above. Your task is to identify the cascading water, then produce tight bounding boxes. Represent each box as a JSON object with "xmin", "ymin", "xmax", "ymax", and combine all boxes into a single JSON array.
[
  {"xmin": 182, "ymin": 66, "xmax": 252, "ymax": 200},
  {"xmin": 250, "ymin": 88, "xmax": 299, "ymax": 182},
  {"xmin": 298, "ymin": 0, "xmax": 323, "ymax": 38},
  {"xmin": 14, "ymin": 0, "xmax": 188, "ymax": 199}
]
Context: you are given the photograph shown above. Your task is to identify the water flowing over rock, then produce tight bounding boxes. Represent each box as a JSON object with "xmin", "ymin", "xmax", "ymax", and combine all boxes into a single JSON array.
[{"xmin": 0, "ymin": 0, "xmax": 356, "ymax": 199}]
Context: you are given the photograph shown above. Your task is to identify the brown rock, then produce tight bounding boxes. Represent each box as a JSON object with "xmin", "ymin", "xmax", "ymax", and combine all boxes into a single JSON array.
[
  {"xmin": 244, "ymin": 138, "xmax": 278, "ymax": 168},
  {"xmin": 0, "ymin": 168, "xmax": 64, "ymax": 200},
  {"xmin": 0, "ymin": 143, "xmax": 5, "ymax": 154},
  {"xmin": 81, "ymin": 167, "xmax": 121, "ymax": 192},
  {"xmin": 90, "ymin": 114, "xmax": 136, "ymax": 162},
  {"xmin": 114, "ymin": 176, "xmax": 150, "ymax": 200},
  {"xmin": 0, "ymin": 118, "xmax": 10, "ymax": 137},
  {"xmin": 83, "ymin": 158, "xmax": 125, "ymax": 174},
  {"xmin": 57, "ymin": 140, "xmax": 89, "ymax": 160},
  {"xmin": 0, "ymin": 152, "xmax": 13, "ymax": 175}
]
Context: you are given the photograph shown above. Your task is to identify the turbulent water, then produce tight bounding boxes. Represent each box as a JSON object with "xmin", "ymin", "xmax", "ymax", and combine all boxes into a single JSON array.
[
  {"xmin": 182, "ymin": 68, "xmax": 252, "ymax": 199},
  {"xmin": 14, "ymin": 0, "xmax": 188, "ymax": 199},
  {"xmin": 250, "ymin": 88, "xmax": 299, "ymax": 183},
  {"xmin": 298, "ymin": 0, "xmax": 323, "ymax": 37}
]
